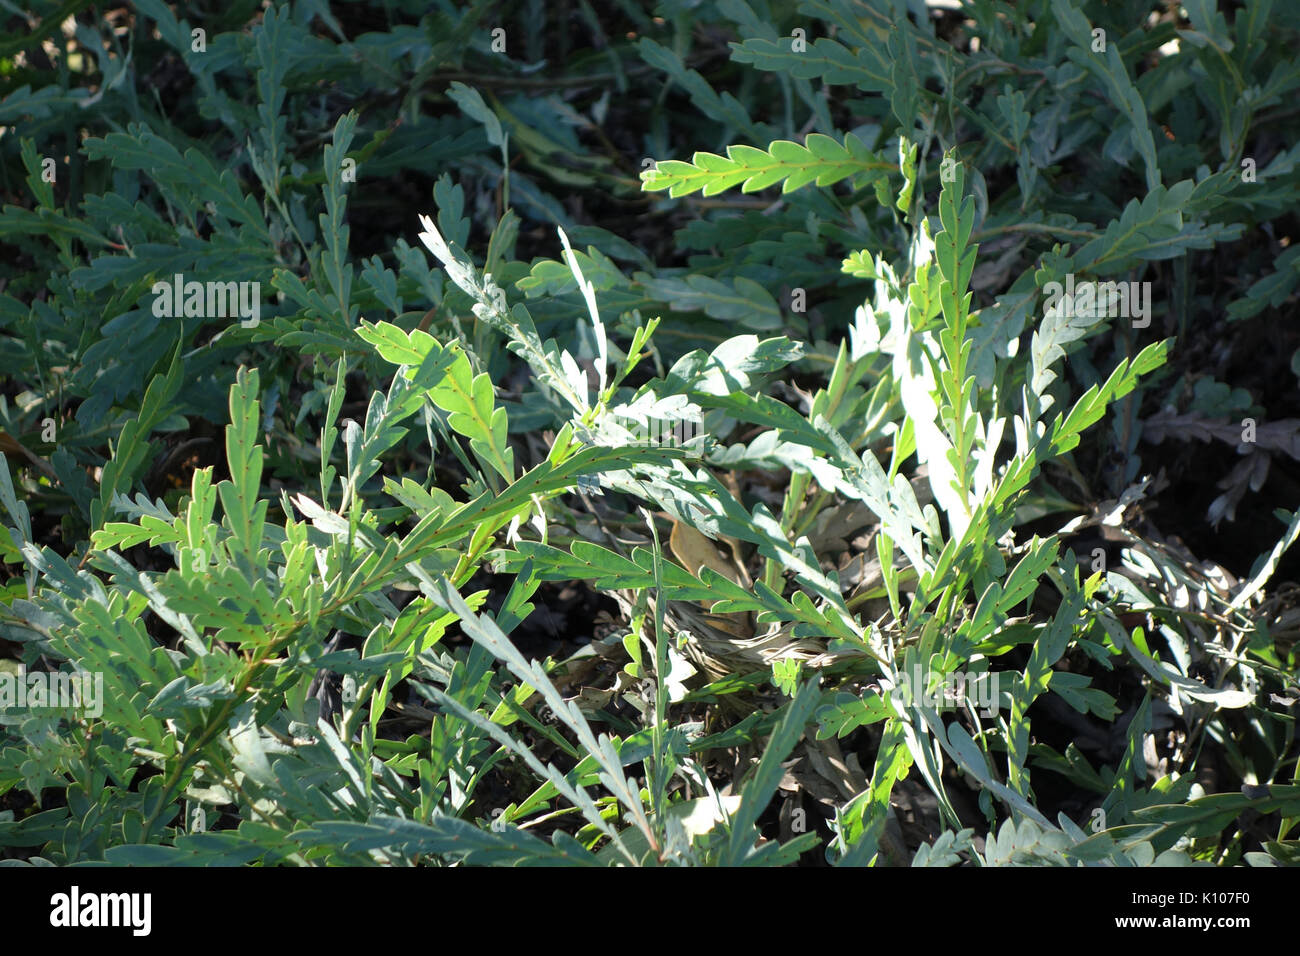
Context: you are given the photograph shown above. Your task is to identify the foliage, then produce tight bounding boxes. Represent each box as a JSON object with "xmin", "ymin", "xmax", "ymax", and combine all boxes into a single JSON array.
[{"xmin": 1, "ymin": 0, "xmax": 1298, "ymax": 867}]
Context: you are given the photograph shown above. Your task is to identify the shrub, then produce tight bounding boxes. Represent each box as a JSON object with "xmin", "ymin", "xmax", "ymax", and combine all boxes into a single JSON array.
[{"xmin": 1, "ymin": 0, "xmax": 1298, "ymax": 866}]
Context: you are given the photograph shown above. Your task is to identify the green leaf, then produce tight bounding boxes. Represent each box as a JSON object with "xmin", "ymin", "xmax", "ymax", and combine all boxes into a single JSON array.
[
  {"xmin": 722, "ymin": 679, "xmax": 822, "ymax": 865},
  {"xmin": 1052, "ymin": 0, "xmax": 1161, "ymax": 193},
  {"xmin": 729, "ymin": 36, "xmax": 891, "ymax": 95},
  {"xmin": 217, "ymin": 367, "xmax": 268, "ymax": 570},
  {"xmin": 93, "ymin": 345, "xmax": 185, "ymax": 531},
  {"xmin": 642, "ymin": 132, "xmax": 891, "ymax": 199}
]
